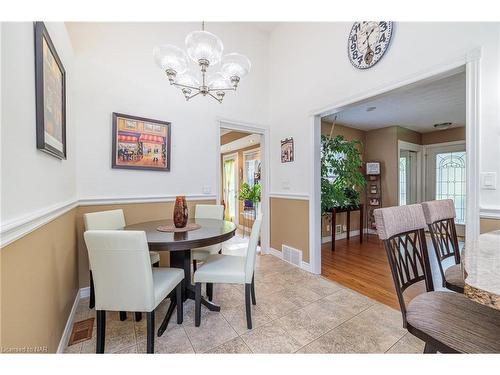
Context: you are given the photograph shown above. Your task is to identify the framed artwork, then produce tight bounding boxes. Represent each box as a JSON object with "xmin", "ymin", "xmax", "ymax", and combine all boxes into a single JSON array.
[
  {"xmin": 366, "ymin": 161, "xmax": 381, "ymax": 175},
  {"xmin": 281, "ymin": 137, "xmax": 294, "ymax": 163},
  {"xmin": 369, "ymin": 198, "xmax": 380, "ymax": 206},
  {"xmin": 112, "ymin": 113, "xmax": 171, "ymax": 172},
  {"xmin": 35, "ymin": 22, "xmax": 66, "ymax": 159},
  {"xmin": 370, "ymin": 185, "xmax": 378, "ymax": 194}
]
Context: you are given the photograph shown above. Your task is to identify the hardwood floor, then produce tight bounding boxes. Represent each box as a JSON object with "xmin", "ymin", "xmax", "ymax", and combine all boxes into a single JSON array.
[{"xmin": 321, "ymin": 234, "xmax": 450, "ymax": 310}]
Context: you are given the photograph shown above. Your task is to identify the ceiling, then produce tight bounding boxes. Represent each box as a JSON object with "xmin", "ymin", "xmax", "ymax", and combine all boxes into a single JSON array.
[{"xmin": 323, "ymin": 71, "xmax": 466, "ymax": 133}]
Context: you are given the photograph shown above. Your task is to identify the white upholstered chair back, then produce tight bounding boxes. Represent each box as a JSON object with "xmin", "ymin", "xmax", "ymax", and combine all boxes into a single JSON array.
[
  {"xmin": 83, "ymin": 230, "xmax": 155, "ymax": 312},
  {"xmin": 244, "ymin": 215, "xmax": 262, "ymax": 283},
  {"xmin": 421, "ymin": 199, "xmax": 456, "ymax": 225},
  {"xmin": 195, "ymin": 205, "xmax": 224, "ymax": 220},
  {"xmin": 84, "ymin": 209, "xmax": 126, "ymax": 231}
]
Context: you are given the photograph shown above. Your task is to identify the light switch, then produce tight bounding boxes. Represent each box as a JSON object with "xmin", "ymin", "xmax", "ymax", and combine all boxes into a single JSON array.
[
  {"xmin": 202, "ymin": 185, "xmax": 212, "ymax": 194},
  {"xmin": 481, "ymin": 172, "xmax": 497, "ymax": 190}
]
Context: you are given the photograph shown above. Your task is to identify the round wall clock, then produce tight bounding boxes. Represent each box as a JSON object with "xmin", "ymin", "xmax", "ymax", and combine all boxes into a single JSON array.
[{"xmin": 348, "ymin": 21, "xmax": 394, "ymax": 69}]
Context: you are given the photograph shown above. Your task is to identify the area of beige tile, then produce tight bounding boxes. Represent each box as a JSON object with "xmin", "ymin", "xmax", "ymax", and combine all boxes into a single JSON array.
[
  {"xmin": 64, "ymin": 235, "xmax": 407, "ymax": 354},
  {"xmin": 207, "ymin": 337, "xmax": 252, "ymax": 354},
  {"xmin": 183, "ymin": 312, "xmax": 239, "ymax": 353},
  {"xmin": 276, "ymin": 289, "xmax": 374, "ymax": 346},
  {"xmin": 240, "ymin": 321, "xmax": 302, "ymax": 353},
  {"xmin": 386, "ymin": 333, "xmax": 425, "ymax": 353}
]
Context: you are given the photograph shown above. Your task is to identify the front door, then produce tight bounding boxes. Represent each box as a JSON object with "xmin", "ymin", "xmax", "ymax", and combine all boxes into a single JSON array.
[{"xmin": 426, "ymin": 143, "xmax": 466, "ymax": 237}]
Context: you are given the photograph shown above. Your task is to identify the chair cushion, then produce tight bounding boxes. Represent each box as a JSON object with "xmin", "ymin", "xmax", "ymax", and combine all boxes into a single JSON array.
[
  {"xmin": 152, "ymin": 267, "xmax": 184, "ymax": 307},
  {"xmin": 191, "ymin": 244, "xmax": 222, "ymax": 261},
  {"xmin": 149, "ymin": 251, "xmax": 160, "ymax": 265},
  {"xmin": 193, "ymin": 254, "xmax": 246, "ymax": 284},
  {"xmin": 444, "ymin": 264, "xmax": 465, "ymax": 290},
  {"xmin": 406, "ymin": 291, "xmax": 500, "ymax": 353}
]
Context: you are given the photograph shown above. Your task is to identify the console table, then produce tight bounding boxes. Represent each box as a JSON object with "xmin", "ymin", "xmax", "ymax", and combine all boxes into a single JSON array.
[{"xmin": 329, "ymin": 204, "xmax": 363, "ymax": 251}]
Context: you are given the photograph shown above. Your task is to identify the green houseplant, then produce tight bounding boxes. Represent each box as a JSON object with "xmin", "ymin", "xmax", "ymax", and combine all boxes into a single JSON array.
[
  {"xmin": 321, "ymin": 135, "xmax": 365, "ymax": 213},
  {"xmin": 238, "ymin": 182, "xmax": 261, "ymax": 209}
]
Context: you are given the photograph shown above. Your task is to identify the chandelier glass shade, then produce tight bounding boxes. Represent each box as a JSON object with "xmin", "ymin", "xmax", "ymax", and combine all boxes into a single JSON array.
[{"xmin": 154, "ymin": 22, "xmax": 251, "ymax": 103}]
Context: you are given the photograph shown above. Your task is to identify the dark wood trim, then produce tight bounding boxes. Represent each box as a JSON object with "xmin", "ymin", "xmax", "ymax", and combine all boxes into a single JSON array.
[
  {"xmin": 146, "ymin": 311, "xmax": 155, "ymax": 354},
  {"xmin": 34, "ymin": 22, "xmax": 67, "ymax": 160},
  {"xmin": 96, "ymin": 310, "xmax": 106, "ymax": 354},
  {"xmin": 245, "ymin": 283, "xmax": 252, "ymax": 329},
  {"xmin": 111, "ymin": 112, "xmax": 171, "ymax": 172}
]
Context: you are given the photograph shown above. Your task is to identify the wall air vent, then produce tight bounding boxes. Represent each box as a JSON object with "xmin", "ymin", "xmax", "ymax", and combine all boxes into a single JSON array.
[{"xmin": 282, "ymin": 244, "xmax": 302, "ymax": 267}]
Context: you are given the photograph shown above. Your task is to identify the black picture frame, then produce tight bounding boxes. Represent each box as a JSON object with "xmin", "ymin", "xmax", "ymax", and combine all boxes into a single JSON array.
[
  {"xmin": 34, "ymin": 22, "xmax": 67, "ymax": 159},
  {"xmin": 281, "ymin": 137, "xmax": 294, "ymax": 163},
  {"xmin": 111, "ymin": 112, "xmax": 171, "ymax": 172}
]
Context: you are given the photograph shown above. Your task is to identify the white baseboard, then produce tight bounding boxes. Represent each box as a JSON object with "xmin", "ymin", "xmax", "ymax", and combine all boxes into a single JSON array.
[
  {"xmin": 57, "ymin": 289, "xmax": 81, "ymax": 353},
  {"xmin": 268, "ymin": 247, "xmax": 312, "ymax": 273},
  {"xmin": 80, "ymin": 287, "xmax": 90, "ymax": 299},
  {"xmin": 321, "ymin": 228, "xmax": 378, "ymax": 243}
]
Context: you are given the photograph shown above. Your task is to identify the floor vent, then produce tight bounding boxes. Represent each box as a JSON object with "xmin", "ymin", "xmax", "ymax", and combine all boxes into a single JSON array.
[
  {"xmin": 282, "ymin": 244, "xmax": 302, "ymax": 267},
  {"xmin": 68, "ymin": 318, "xmax": 94, "ymax": 346}
]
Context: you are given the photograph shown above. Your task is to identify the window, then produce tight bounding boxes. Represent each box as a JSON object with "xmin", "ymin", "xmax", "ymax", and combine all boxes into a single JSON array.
[
  {"xmin": 243, "ymin": 150, "xmax": 261, "ymax": 186},
  {"xmin": 435, "ymin": 151, "xmax": 466, "ymax": 224}
]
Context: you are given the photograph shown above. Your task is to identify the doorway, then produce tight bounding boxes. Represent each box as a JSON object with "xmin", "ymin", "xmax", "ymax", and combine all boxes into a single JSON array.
[{"xmin": 222, "ymin": 152, "xmax": 239, "ymax": 225}]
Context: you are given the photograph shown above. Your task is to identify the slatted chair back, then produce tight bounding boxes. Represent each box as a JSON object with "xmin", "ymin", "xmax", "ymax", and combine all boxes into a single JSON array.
[
  {"xmin": 374, "ymin": 204, "xmax": 434, "ymax": 327},
  {"xmin": 421, "ymin": 199, "xmax": 461, "ymax": 285}
]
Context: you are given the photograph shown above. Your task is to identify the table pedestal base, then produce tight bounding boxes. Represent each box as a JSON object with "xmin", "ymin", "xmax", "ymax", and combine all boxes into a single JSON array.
[{"xmin": 157, "ymin": 249, "xmax": 220, "ymax": 337}]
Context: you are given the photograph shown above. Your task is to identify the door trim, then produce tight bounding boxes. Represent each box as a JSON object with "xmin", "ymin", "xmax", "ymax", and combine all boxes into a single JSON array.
[
  {"xmin": 222, "ymin": 152, "xmax": 239, "ymax": 226},
  {"xmin": 398, "ymin": 140, "xmax": 424, "ymax": 205}
]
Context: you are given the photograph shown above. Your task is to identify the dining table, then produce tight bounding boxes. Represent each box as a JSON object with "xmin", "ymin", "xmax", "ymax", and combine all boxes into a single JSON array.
[
  {"xmin": 463, "ymin": 230, "xmax": 500, "ymax": 310},
  {"xmin": 124, "ymin": 217, "xmax": 236, "ymax": 336}
]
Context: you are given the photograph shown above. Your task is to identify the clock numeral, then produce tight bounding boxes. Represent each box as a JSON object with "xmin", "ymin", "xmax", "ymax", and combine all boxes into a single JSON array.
[
  {"xmin": 357, "ymin": 56, "xmax": 363, "ymax": 65},
  {"xmin": 354, "ymin": 23, "xmax": 361, "ymax": 33},
  {"xmin": 351, "ymin": 34, "xmax": 357, "ymax": 42},
  {"xmin": 352, "ymin": 50, "xmax": 358, "ymax": 59},
  {"xmin": 375, "ymin": 45, "xmax": 381, "ymax": 55},
  {"xmin": 379, "ymin": 33, "xmax": 386, "ymax": 43},
  {"xmin": 379, "ymin": 21, "xmax": 387, "ymax": 32},
  {"xmin": 350, "ymin": 42, "xmax": 356, "ymax": 51}
]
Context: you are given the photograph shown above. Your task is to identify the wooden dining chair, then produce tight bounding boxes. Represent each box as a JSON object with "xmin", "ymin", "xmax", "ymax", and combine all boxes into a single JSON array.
[
  {"xmin": 193, "ymin": 215, "xmax": 262, "ymax": 329},
  {"xmin": 421, "ymin": 199, "xmax": 464, "ymax": 293},
  {"xmin": 84, "ymin": 230, "xmax": 184, "ymax": 353},
  {"xmin": 191, "ymin": 204, "xmax": 224, "ymax": 301},
  {"xmin": 374, "ymin": 204, "xmax": 500, "ymax": 353},
  {"xmin": 84, "ymin": 209, "xmax": 160, "ymax": 321}
]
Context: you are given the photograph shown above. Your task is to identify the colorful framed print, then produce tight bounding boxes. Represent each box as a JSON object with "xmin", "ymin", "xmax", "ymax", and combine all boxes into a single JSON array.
[
  {"xmin": 34, "ymin": 22, "xmax": 66, "ymax": 159},
  {"xmin": 366, "ymin": 161, "xmax": 381, "ymax": 175},
  {"xmin": 112, "ymin": 113, "xmax": 171, "ymax": 172},
  {"xmin": 281, "ymin": 137, "xmax": 294, "ymax": 163}
]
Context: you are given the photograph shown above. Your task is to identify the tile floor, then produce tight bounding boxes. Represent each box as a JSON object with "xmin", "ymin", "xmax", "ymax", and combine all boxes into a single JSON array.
[{"xmin": 65, "ymin": 236, "xmax": 425, "ymax": 354}]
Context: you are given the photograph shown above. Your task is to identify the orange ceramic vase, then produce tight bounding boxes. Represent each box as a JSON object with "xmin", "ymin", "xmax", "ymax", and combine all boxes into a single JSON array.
[{"xmin": 173, "ymin": 196, "xmax": 188, "ymax": 228}]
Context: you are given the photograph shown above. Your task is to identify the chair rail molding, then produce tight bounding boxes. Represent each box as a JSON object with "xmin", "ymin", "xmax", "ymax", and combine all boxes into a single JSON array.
[
  {"xmin": 0, "ymin": 194, "xmax": 217, "ymax": 248},
  {"xmin": 269, "ymin": 192, "xmax": 310, "ymax": 200},
  {"xmin": 480, "ymin": 206, "xmax": 500, "ymax": 220},
  {"xmin": 0, "ymin": 199, "xmax": 79, "ymax": 248}
]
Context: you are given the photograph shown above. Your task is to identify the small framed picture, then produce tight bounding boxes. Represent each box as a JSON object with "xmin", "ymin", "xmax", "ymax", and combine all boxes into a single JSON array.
[
  {"xmin": 369, "ymin": 198, "xmax": 380, "ymax": 206},
  {"xmin": 281, "ymin": 137, "xmax": 294, "ymax": 163},
  {"xmin": 369, "ymin": 175, "xmax": 377, "ymax": 181},
  {"xmin": 366, "ymin": 161, "xmax": 381, "ymax": 175},
  {"xmin": 370, "ymin": 185, "xmax": 378, "ymax": 194}
]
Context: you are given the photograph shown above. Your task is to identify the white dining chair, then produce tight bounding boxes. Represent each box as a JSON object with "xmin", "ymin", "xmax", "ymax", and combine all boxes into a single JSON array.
[
  {"xmin": 191, "ymin": 204, "xmax": 224, "ymax": 300},
  {"xmin": 84, "ymin": 209, "xmax": 160, "ymax": 321},
  {"xmin": 84, "ymin": 230, "xmax": 184, "ymax": 353},
  {"xmin": 193, "ymin": 215, "xmax": 262, "ymax": 329}
]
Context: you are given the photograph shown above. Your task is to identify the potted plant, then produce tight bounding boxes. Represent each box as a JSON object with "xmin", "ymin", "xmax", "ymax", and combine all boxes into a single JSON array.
[
  {"xmin": 238, "ymin": 182, "xmax": 261, "ymax": 213},
  {"xmin": 321, "ymin": 135, "xmax": 366, "ymax": 213}
]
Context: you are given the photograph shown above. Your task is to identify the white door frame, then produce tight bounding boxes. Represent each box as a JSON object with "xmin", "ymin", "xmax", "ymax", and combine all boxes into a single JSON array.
[
  {"xmin": 222, "ymin": 152, "xmax": 239, "ymax": 226},
  {"xmin": 398, "ymin": 140, "xmax": 424, "ymax": 205},
  {"xmin": 216, "ymin": 118, "xmax": 270, "ymax": 255},
  {"xmin": 308, "ymin": 49, "xmax": 481, "ymax": 275}
]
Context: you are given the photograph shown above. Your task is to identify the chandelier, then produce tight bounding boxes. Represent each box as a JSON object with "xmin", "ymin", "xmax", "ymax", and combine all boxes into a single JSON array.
[{"xmin": 153, "ymin": 22, "xmax": 251, "ymax": 103}]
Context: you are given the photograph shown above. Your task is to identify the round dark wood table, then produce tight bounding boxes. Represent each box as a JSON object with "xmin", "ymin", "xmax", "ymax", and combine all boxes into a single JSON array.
[{"xmin": 124, "ymin": 218, "xmax": 236, "ymax": 336}]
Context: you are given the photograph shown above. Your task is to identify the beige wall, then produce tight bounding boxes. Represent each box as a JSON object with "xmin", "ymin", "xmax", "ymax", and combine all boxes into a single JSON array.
[
  {"xmin": 365, "ymin": 126, "xmax": 399, "ymax": 207},
  {"xmin": 422, "ymin": 127, "xmax": 465, "ymax": 145},
  {"xmin": 397, "ymin": 126, "xmax": 422, "ymax": 144},
  {"xmin": 270, "ymin": 197, "xmax": 309, "ymax": 262},
  {"xmin": 221, "ymin": 131, "xmax": 249, "ymax": 145},
  {"xmin": 77, "ymin": 199, "xmax": 215, "ymax": 288},
  {"xmin": 480, "ymin": 218, "xmax": 500, "ymax": 234},
  {"xmin": 1, "ymin": 209, "xmax": 78, "ymax": 353}
]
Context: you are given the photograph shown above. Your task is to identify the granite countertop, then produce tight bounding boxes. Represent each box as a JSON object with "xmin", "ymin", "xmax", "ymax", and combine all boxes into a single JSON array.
[{"xmin": 463, "ymin": 230, "xmax": 500, "ymax": 310}]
